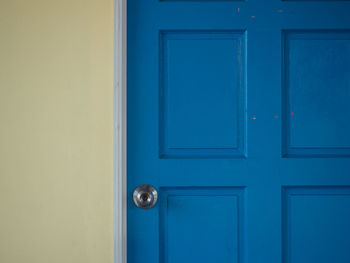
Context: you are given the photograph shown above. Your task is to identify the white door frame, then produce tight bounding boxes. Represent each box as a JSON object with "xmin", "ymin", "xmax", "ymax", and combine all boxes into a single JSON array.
[{"xmin": 114, "ymin": 0, "xmax": 127, "ymax": 263}]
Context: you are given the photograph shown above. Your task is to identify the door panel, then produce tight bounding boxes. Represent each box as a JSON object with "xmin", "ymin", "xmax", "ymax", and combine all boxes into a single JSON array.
[
  {"xmin": 127, "ymin": 0, "xmax": 350, "ymax": 262},
  {"xmin": 282, "ymin": 187, "xmax": 350, "ymax": 263},
  {"xmin": 160, "ymin": 31, "xmax": 246, "ymax": 158},
  {"xmin": 159, "ymin": 188, "xmax": 245, "ymax": 263},
  {"xmin": 283, "ymin": 30, "xmax": 350, "ymax": 157}
]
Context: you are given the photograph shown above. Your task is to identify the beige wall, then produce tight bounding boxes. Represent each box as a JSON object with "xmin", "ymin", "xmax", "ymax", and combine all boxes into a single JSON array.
[{"xmin": 0, "ymin": 1, "xmax": 114, "ymax": 262}]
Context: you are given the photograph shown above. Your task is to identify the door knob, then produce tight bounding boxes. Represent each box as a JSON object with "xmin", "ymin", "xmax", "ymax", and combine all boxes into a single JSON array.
[{"xmin": 133, "ymin": 184, "xmax": 158, "ymax": 209}]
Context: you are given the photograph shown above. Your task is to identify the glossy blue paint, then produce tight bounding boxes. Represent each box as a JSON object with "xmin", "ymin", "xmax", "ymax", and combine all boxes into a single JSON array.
[{"xmin": 127, "ymin": 1, "xmax": 350, "ymax": 263}]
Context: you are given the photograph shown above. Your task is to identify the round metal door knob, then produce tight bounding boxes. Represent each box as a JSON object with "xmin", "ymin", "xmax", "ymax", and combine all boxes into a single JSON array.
[{"xmin": 133, "ymin": 184, "xmax": 158, "ymax": 209}]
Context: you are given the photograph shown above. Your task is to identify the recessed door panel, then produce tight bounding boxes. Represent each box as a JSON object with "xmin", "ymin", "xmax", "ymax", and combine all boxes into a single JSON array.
[
  {"xmin": 283, "ymin": 31, "xmax": 350, "ymax": 157},
  {"xmin": 160, "ymin": 31, "xmax": 246, "ymax": 158},
  {"xmin": 160, "ymin": 188, "xmax": 245, "ymax": 263},
  {"xmin": 283, "ymin": 187, "xmax": 350, "ymax": 263}
]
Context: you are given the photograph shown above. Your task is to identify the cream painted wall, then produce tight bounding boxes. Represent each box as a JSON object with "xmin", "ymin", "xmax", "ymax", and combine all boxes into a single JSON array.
[{"xmin": 0, "ymin": 1, "xmax": 114, "ymax": 262}]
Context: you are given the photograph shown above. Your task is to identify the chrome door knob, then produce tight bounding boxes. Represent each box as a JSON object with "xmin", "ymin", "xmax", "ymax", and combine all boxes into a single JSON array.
[{"xmin": 133, "ymin": 184, "xmax": 158, "ymax": 209}]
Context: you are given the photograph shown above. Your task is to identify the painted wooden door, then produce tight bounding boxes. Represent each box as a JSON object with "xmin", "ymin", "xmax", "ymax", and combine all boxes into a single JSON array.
[{"xmin": 127, "ymin": 1, "xmax": 350, "ymax": 263}]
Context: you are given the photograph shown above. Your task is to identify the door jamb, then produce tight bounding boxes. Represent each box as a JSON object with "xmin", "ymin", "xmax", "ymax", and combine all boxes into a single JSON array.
[{"xmin": 114, "ymin": 0, "xmax": 127, "ymax": 263}]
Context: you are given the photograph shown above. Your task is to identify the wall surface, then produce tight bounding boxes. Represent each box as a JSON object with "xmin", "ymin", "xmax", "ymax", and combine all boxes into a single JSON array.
[{"xmin": 0, "ymin": 1, "xmax": 114, "ymax": 262}]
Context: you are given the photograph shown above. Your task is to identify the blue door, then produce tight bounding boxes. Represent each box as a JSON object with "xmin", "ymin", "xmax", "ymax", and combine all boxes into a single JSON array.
[{"xmin": 127, "ymin": 1, "xmax": 350, "ymax": 262}]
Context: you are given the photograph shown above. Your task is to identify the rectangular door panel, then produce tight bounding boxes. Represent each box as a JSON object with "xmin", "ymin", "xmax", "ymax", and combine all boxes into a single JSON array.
[
  {"xmin": 283, "ymin": 30, "xmax": 350, "ymax": 157},
  {"xmin": 283, "ymin": 187, "xmax": 350, "ymax": 263},
  {"xmin": 160, "ymin": 31, "xmax": 246, "ymax": 158},
  {"xmin": 160, "ymin": 187, "xmax": 245, "ymax": 263}
]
